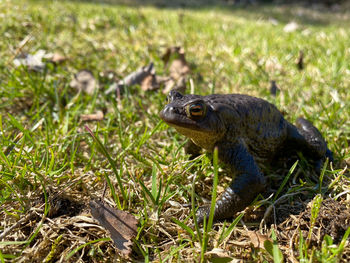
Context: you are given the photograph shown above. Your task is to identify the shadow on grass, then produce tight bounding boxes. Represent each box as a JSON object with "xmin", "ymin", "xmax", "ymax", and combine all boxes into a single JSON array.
[{"xmin": 62, "ymin": 0, "xmax": 350, "ymax": 26}]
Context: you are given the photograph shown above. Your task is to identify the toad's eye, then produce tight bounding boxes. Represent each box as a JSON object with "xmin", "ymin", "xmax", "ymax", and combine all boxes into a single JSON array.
[{"xmin": 186, "ymin": 102, "xmax": 206, "ymax": 118}]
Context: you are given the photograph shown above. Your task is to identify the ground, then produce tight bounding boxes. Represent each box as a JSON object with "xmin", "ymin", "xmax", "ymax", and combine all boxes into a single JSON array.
[{"xmin": 0, "ymin": 0, "xmax": 349, "ymax": 262}]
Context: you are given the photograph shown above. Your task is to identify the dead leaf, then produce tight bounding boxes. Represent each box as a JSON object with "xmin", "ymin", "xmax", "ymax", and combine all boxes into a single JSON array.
[
  {"xmin": 160, "ymin": 47, "xmax": 191, "ymax": 94},
  {"xmin": 141, "ymin": 74, "xmax": 159, "ymax": 91},
  {"xmin": 105, "ymin": 62, "xmax": 154, "ymax": 94},
  {"xmin": 13, "ymin": 50, "xmax": 46, "ymax": 72},
  {"xmin": 169, "ymin": 55, "xmax": 190, "ymax": 80},
  {"xmin": 161, "ymin": 46, "xmax": 178, "ymax": 67},
  {"xmin": 80, "ymin": 110, "xmax": 104, "ymax": 121},
  {"xmin": 90, "ymin": 200, "xmax": 138, "ymax": 257},
  {"xmin": 296, "ymin": 50, "xmax": 304, "ymax": 70},
  {"xmin": 70, "ymin": 70, "xmax": 97, "ymax": 95},
  {"xmin": 264, "ymin": 57, "xmax": 283, "ymax": 73},
  {"xmin": 162, "ymin": 46, "xmax": 190, "ymax": 80},
  {"xmin": 155, "ymin": 75, "xmax": 171, "ymax": 85},
  {"xmin": 269, "ymin": 80, "xmax": 279, "ymax": 96},
  {"xmin": 162, "ymin": 76, "xmax": 186, "ymax": 94},
  {"xmin": 10, "ymin": 35, "xmax": 33, "ymax": 65},
  {"xmin": 122, "ymin": 62, "xmax": 155, "ymax": 86},
  {"xmin": 205, "ymin": 248, "xmax": 236, "ymax": 263},
  {"xmin": 284, "ymin": 22, "xmax": 299, "ymax": 33},
  {"xmin": 247, "ymin": 230, "xmax": 270, "ymax": 249},
  {"xmin": 47, "ymin": 53, "xmax": 68, "ymax": 64}
]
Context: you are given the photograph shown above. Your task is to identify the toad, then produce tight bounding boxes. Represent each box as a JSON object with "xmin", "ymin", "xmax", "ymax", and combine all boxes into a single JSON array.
[{"xmin": 160, "ymin": 90, "xmax": 333, "ymax": 224}]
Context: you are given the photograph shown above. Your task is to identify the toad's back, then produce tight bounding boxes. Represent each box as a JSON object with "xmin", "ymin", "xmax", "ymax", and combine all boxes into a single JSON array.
[{"xmin": 204, "ymin": 94, "xmax": 288, "ymax": 161}]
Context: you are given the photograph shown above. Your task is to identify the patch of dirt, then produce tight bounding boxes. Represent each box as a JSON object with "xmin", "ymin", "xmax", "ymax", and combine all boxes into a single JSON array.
[
  {"xmin": 277, "ymin": 198, "xmax": 350, "ymax": 259},
  {"xmin": 46, "ymin": 192, "xmax": 85, "ymax": 218},
  {"xmin": 0, "ymin": 95, "xmax": 34, "ymax": 116},
  {"xmin": 274, "ymin": 197, "xmax": 307, "ymax": 223}
]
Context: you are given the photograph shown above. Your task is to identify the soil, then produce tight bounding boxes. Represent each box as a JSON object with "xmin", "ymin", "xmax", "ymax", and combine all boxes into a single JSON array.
[{"xmin": 277, "ymin": 198, "xmax": 350, "ymax": 260}]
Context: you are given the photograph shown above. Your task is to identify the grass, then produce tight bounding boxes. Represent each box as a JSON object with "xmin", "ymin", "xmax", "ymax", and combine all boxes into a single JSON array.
[{"xmin": 1, "ymin": 0, "xmax": 350, "ymax": 262}]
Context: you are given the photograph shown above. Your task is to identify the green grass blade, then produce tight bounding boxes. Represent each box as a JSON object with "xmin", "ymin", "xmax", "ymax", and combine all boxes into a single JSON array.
[
  {"xmin": 307, "ymin": 194, "xmax": 323, "ymax": 248},
  {"xmin": 207, "ymin": 147, "xmax": 219, "ymax": 231},
  {"xmin": 271, "ymin": 229, "xmax": 284, "ymax": 263},
  {"xmin": 330, "ymin": 226, "xmax": 350, "ymax": 260},
  {"xmin": 139, "ymin": 179, "xmax": 157, "ymax": 206},
  {"xmin": 218, "ymin": 212, "xmax": 244, "ymax": 244},
  {"xmin": 319, "ymin": 158, "xmax": 328, "ymax": 193},
  {"xmin": 151, "ymin": 164, "xmax": 158, "ymax": 200},
  {"xmin": 0, "ymin": 241, "xmax": 28, "ymax": 246},
  {"xmin": 7, "ymin": 114, "xmax": 34, "ymax": 144},
  {"xmin": 162, "ymin": 243, "xmax": 187, "ymax": 262},
  {"xmin": 200, "ymin": 147, "xmax": 220, "ymax": 262},
  {"xmin": 0, "ymin": 149, "xmax": 11, "ymax": 169},
  {"xmin": 65, "ymin": 238, "xmax": 111, "ymax": 260},
  {"xmin": 273, "ymin": 160, "xmax": 298, "ymax": 202},
  {"xmin": 191, "ymin": 173, "xmax": 202, "ymax": 244},
  {"xmin": 172, "ymin": 218, "xmax": 195, "ymax": 239},
  {"xmin": 85, "ymin": 125, "xmax": 125, "ymax": 209}
]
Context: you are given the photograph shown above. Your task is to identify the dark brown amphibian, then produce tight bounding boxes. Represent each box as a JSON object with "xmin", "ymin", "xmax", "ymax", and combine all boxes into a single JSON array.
[{"xmin": 160, "ymin": 90, "xmax": 333, "ymax": 224}]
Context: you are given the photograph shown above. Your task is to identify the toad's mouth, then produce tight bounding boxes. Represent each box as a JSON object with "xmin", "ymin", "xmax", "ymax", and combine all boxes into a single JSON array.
[{"xmin": 160, "ymin": 107, "xmax": 208, "ymax": 132}]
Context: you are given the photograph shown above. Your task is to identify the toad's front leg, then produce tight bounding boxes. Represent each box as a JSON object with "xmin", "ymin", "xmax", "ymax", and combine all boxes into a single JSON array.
[{"xmin": 196, "ymin": 142, "xmax": 266, "ymax": 224}]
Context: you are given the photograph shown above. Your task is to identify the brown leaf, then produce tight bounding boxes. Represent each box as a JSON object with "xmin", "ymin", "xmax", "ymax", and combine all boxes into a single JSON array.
[
  {"xmin": 122, "ymin": 62, "xmax": 155, "ymax": 86},
  {"xmin": 90, "ymin": 200, "xmax": 138, "ymax": 257},
  {"xmin": 162, "ymin": 46, "xmax": 190, "ymax": 80},
  {"xmin": 161, "ymin": 47, "xmax": 190, "ymax": 94},
  {"xmin": 48, "ymin": 53, "xmax": 68, "ymax": 64},
  {"xmin": 169, "ymin": 55, "xmax": 190, "ymax": 80},
  {"xmin": 105, "ymin": 63, "xmax": 154, "ymax": 94},
  {"xmin": 161, "ymin": 46, "xmax": 177, "ymax": 67},
  {"xmin": 247, "ymin": 230, "xmax": 270, "ymax": 249},
  {"xmin": 141, "ymin": 74, "xmax": 159, "ymax": 91},
  {"xmin": 80, "ymin": 110, "xmax": 104, "ymax": 121},
  {"xmin": 205, "ymin": 248, "xmax": 235, "ymax": 262},
  {"xmin": 155, "ymin": 75, "xmax": 171, "ymax": 84},
  {"xmin": 70, "ymin": 70, "xmax": 97, "ymax": 95},
  {"xmin": 269, "ymin": 80, "xmax": 279, "ymax": 96},
  {"xmin": 296, "ymin": 50, "xmax": 304, "ymax": 70},
  {"xmin": 162, "ymin": 76, "xmax": 186, "ymax": 95}
]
